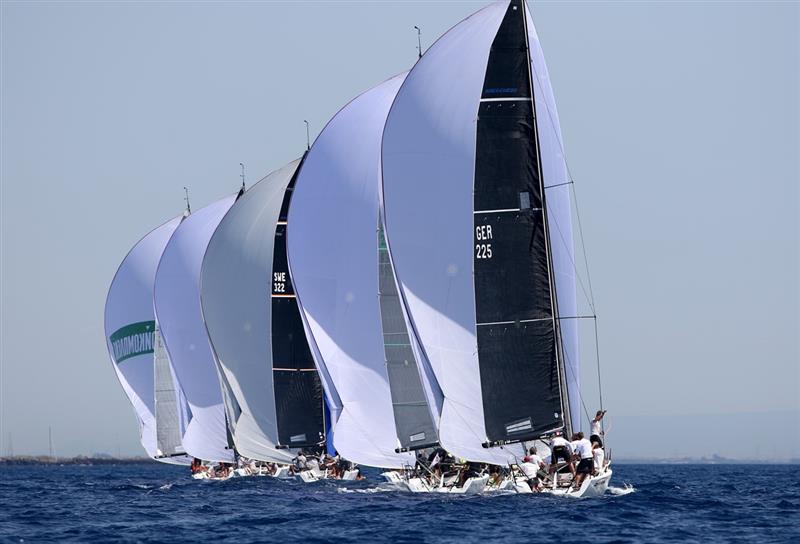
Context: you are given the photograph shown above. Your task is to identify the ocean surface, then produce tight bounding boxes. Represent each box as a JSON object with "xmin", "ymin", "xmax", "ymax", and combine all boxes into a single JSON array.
[{"xmin": 1, "ymin": 463, "xmax": 798, "ymax": 543}]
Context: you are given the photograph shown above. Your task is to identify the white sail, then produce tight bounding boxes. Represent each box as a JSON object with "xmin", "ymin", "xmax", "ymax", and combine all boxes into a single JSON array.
[
  {"xmin": 288, "ymin": 75, "xmax": 420, "ymax": 468},
  {"xmin": 154, "ymin": 324, "xmax": 186, "ymax": 458},
  {"xmin": 200, "ymin": 161, "xmax": 303, "ymax": 464},
  {"xmin": 154, "ymin": 196, "xmax": 237, "ymax": 463},
  {"xmin": 104, "ymin": 215, "xmax": 183, "ymax": 461},
  {"xmin": 382, "ymin": 0, "xmax": 555, "ymax": 465},
  {"xmin": 526, "ymin": 8, "xmax": 581, "ymax": 432}
]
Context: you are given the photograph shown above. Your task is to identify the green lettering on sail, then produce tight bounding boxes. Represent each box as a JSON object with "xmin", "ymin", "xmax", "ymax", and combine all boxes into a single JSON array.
[{"xmin": 109, "ymin": 321, "xmax": 156, "ymax": 363}]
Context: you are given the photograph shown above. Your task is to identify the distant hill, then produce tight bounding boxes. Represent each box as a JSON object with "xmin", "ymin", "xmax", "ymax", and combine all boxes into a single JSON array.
[{"xmin": 0, "ymin": 455, "xmax": 154, "ymax": 465}]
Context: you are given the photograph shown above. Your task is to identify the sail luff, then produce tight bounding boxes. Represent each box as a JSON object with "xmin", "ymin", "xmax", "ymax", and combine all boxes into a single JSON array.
[
  {"xmin": 524, "ymin": 1, "xmax": 581, "ymax": 433},
  {"xmin": 520, "ymin": 1, "xmax": 572, "ymax": 438}
]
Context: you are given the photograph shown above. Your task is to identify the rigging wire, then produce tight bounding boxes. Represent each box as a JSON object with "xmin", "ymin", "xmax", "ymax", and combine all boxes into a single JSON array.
[{"xmin": 529, "ymin": 53, "xmax": 606, "ymax": 418}]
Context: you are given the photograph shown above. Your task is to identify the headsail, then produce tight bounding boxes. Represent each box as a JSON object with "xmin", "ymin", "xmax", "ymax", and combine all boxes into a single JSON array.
[
  {"xmin": 288, "ymin": 74, "xmax": 423, "ymax": 468},
  {"xmin": 154, "ymin": 196, "xmax": 237, "ymax": 463},
  {"xmin": 381, "ymin": 0, "xmax": 575, "ymax": 463},
  {"xmin": 104, "ymin": 215, "xmax": 185, "ymax": 461}
]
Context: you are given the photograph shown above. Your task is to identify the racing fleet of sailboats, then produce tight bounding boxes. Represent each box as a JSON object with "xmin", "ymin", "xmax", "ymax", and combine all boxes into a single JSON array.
[{"xmin": 103, "ymin": 0, "xmax": 612, "ymax": 497}]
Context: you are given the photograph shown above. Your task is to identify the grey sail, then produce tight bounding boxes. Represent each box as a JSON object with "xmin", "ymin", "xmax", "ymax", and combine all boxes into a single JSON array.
[
  {"xmin": 154, "ymin": 325, "xmax": 186, "ymax": 458},
  {"xmin": 378, "ymin": 221, "xmax": 439, "ymax": 451}
]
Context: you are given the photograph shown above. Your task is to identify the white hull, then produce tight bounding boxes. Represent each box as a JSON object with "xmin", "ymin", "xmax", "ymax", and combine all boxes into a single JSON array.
[
  {"xmin": 541, "ymin": 469, "xmax": 613, "ymax": 498},
  {"xmin": 298, "ymin": 468, "xmax": 360, "ymax": 483},
  {"xmin": 381, "ymin": 471, "xmax": 489, "ymax": 495}
]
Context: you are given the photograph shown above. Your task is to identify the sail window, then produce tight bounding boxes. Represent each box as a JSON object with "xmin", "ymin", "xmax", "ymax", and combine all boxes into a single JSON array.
[
  {"xmin": 409, "ymin": 432, "xmax": 426, "ymax": 443},
  {"xmin": 519, "ymin": 191, "xmax": 531, "ymax": 210}
]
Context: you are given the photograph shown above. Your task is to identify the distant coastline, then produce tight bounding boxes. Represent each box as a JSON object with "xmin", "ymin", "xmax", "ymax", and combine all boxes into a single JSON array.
[{"xmin": 0, "ymin": 455, "xmax": 155, "ymax": 465}]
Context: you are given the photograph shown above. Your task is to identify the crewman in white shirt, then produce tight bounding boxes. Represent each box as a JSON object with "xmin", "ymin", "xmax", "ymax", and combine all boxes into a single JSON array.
[
  {"xmin": 592, "ymin": 441, "xmax": 606, "ymax": 476},
  {"xmin": 548, "ymin": 431, "xmax": 575, "ymax": 479},
  {"xmin": 572, "ymin": 432, "xmax": 595, "ymax": 489},
  {"xmin": 590, "ymin": 409, "xmax": 607, "ymax": 447},
  {"xmin": 518, "ymin": 446, "xmax": 546, "ymax": 491}
]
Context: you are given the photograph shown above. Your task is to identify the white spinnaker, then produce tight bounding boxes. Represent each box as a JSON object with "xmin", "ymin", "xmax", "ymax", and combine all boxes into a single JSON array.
[
  {"xmin": 199, "ymin": 161, "xmax": 302, "ymax": 464},
  {"xmin": 104, "ymin": 216, "xmax": 183, "ymax": 461},
  {"xmin": 288, "ymin": 75, "xmax": 415, "ymax": 469},
  {"xmin": 154, "ymin": 196, "xmax": 237, "ymax": 463},
  {"xmin": 381, "ymin": 0, "xmax": 525, "ymax": 465},
  {"xmin": 526, "ymin": 6, "xmax": 581, "ymax": 432}
]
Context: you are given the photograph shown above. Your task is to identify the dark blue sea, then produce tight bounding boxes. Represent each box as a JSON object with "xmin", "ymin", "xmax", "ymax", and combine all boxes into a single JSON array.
[{"xmin": 1, "ymin": 463, "xmax": 798, "ymax": 543}]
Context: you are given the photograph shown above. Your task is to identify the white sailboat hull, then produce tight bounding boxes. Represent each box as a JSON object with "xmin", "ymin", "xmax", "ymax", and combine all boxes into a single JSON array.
[
  {"xmin": 541, "ymin": 469, "xmax": 613, "ymax": 498},
  {"xmin": 381, "ymin": 472, "xmax": 489, "ymax": 495}
]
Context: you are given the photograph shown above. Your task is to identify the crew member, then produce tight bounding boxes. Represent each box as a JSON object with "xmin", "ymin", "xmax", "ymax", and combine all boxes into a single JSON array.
[
  {"xmin": 590, "ymin": 409, "xmax": 607, "ymax": 447},
  {"xmin": 572, "ymin": 432, "xmax": 594, "ymax": 489},
  {"xmin": 548, "ymin": 431, "xmax": 575, "ymax": 479}
]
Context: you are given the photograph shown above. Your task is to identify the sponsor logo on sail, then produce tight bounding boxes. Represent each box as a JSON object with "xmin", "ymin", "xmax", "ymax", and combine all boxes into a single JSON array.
[{"xmin": 109, "ymin": 321, "xmax": 155, "ymax": 363}]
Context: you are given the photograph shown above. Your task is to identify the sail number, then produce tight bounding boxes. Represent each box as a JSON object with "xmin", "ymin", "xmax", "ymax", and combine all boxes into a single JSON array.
[
  {"xmin": 273, "ymin": 272, "xmax": 286, "ymax": 293},
  {"xmin": 475, "ymin": 225, "xmax": 493, "ymax": 259}
]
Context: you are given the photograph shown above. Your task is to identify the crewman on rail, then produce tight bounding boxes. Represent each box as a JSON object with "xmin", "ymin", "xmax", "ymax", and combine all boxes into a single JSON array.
[{"xmin": 548, "ymin": 431, "xmax": 575, "ymax": 479}]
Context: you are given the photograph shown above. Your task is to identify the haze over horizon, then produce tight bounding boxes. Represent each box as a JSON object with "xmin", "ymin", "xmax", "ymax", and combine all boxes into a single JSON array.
[{"xmin": 1, "ymin": 1, "xmax": 798, "ymax": 460}]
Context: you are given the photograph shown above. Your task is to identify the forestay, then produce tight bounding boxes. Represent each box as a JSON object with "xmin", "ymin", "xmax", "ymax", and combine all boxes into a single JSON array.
[
  {"xmin": 382, "ymin": 0, "xmax": 576, "ymax": 463},
  {"xmin": 201, "ymin": 161, "xmax": 325, "ymax": 463},
  {"xmin": 154, "ymin": 196, "xmax": 236, "ymax": 463},
  {"xmin": 104, "ymin": 215, "xmax": 184, "ymax": 461},
  {"xmin": 288, "ymin": 75, "xmax": 420, "ymax": 468}
]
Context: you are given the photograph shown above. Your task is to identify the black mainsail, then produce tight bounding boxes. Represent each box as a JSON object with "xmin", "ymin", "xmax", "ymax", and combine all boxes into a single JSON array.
[
  {"xmin": 271, "ymin": 162, "xmax": 326, "ymax": 449},
  {"xmin": 474, "ymin": 0, "xmax": 567, "ymax": 445}
]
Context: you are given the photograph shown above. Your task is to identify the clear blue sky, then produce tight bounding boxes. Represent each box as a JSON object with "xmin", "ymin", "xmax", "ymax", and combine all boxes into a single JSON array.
[{"xmin": 1, "ymin": 1, "xmax": 797, "ymax": 459}]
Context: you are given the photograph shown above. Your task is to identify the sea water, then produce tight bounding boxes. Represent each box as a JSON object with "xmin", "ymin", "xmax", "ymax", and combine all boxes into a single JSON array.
[{"xmin": 1, "ymin": 464, "xmax": 797, "ymax": 543}]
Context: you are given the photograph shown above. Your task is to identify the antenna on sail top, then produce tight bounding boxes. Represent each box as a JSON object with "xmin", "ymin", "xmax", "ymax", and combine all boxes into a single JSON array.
[
  {"xmin": 183, "ymin": 187, "xmax": 191, "ymax": 216},
  {"xmin": 414, "ymin": 26, "xmax": 422, "ymax": 59},
  {"xmin": 239, "ymin": 162, "xmax": 246, "ymax": 190},
  {"xmin": 303, "ymin": 120, "xmax": 310, "ymax": 150}
]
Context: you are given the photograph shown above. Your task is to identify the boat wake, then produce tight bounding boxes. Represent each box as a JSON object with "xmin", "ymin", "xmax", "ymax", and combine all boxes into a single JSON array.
[
  {"xmin": 608, "ymin": 484, "xmax": 635, "ymax": 496},
  {"xmin": 337, "ymin": 485, "xmax": 395, "ymax": 494}
]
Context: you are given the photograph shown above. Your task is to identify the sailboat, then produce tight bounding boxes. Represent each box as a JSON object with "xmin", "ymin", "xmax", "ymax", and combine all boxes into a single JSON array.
[
  {"xmin": 288, "ymin": 73, "xmax": 442, "ymax": 480},
  {"xmin": 154, "ymin": 196, "xmax": 238, "ymax": 476},
  {"xmin": 200, "ymin": 160, "xmax": 333, "ymax": 481},
  {"xmin": 381, "ymin": 0, "xmax": 610, "ymax": 496},
  {"xmin": 104, "ymin": 216, "xmax": 191, "ymax": 465}
]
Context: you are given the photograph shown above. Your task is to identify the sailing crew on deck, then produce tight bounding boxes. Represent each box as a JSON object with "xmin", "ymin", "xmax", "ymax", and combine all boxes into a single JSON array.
[
  {"xmin": 592, "ymin": 439, "xmax": 606, "ymax": 476},
  {"xmin": 520, "ymin": 447, "xmax": 546, "ymax": 492},
  {"xmin": 548, "ymin": 431, "xmax": 575, "ymax": 478},
  {"xmin": 590, "ymin": 409, "xmax": 607, "ymax": 447},
  {"xmin": 572, "ymin": 432, "xmax": 594, "ymax": 489}
]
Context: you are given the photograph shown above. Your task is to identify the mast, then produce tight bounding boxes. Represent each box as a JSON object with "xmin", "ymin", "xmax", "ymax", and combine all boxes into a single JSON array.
[{"xmin": 521, "ymin": 0, "xmax": 572, "ymax": 439}]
